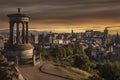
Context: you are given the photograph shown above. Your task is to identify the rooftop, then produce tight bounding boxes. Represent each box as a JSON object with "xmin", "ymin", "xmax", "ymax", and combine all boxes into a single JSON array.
[{"xmin": 7, "ymin": 8, "xmax": 29, "ymax": 18}]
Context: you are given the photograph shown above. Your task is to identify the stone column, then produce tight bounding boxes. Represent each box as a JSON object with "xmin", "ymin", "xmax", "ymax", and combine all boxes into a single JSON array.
[
  {"xmin": 26, "ymin": 22, "xmax": 28, "ymax": 43},
  {"xmin": 33, "ymin": 54, "xmax": 35, "ymax": 66},
  {"xmin": 9, "ymin": 22, "xmax": 14, "ymax": 44},
  {"xmin": 22, "ymin": 22, "xmax": 25, "ymax": 44},
  {"xmin": 39, "ymin": 53, "xmax": 41, "ymax": 61},
  {"xmin": 16, "ymin": 56, "xmax": 19, "ymax": 66},
  {"xmin": 16, "ymin": 23, "xmax": 19, "ymax": 44}
]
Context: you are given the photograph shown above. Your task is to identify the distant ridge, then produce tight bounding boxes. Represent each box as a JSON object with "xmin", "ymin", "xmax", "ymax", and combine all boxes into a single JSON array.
[
  {"xmin": 0, "ymin": 29, "xmax": 50, "ymax": 35},
  {"xmin": 0, "ymin": 29, "xmax": 9, "ymax": 34}
]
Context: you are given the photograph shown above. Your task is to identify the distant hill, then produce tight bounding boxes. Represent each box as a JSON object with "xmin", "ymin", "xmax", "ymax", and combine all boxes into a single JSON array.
[
  {"xmin": 0, "ymin": 29, "xmax": 50, "ymax": 35},
  {"xmin": 29, "ymin": 30, "xmax": 50, "ymax": 35},
  {"xmin": 0, "ymin": 29, "xmax": 9, "ymax": 34}
]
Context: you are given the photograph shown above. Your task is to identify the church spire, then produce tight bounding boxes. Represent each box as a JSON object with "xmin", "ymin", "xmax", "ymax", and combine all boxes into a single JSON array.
[
  {"xmin": 18, "ymin": 8, "xmax": 21, "ymax": 13},
  {"xmin": 117, "ymin": 32, "xmax": 119, "ymax": 37},
  {"xmin": 104, "ymin": 27, "xmax": 108, "ymax": 38},
  {"xmin": 115, "ymin": 32, "xmax": 119, "ymax": 44}
]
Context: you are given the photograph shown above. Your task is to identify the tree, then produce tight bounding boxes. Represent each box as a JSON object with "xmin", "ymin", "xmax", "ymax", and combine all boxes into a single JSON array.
[
  {"xmin": 66, "ymin": 48, "xmax": 73, "ymax": 56},
  {"xmin": 50, "ymin": 47, "xmax": 58, "ymax": 58},
  {"xmin": 35, "ymin": 46, "xmax": 48, "ymax": 60},
  {"xmin": 73, "ymin": 43, "xmax": 83, "ymax": 55},
  {"xmin": 65, "ymin": 43, "xmax": 73, "ymax": 57},
  {"xmin": 73, "ymin": 53, "xmax": 90, "ymax": 71},
  {"xmin": 62, "ymin": 47, "xmax": 66, "ymax": 58},
  {"xmin": 57, "ymin": 47, "xmax": 67, "ymax": 60},
  {"xmin": 85, "ymin": 45, "xmax": 95, "ymax": 57},
  {"xmin": 87, "ymin": 74, "xmax": 104, "ymax": 80},
  {"xmin": 96, "ymin": 61, "xmax": 120, "ymax": 80}
]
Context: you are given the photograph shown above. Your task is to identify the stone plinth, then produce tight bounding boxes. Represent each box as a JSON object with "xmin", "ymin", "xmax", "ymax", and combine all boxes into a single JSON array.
[{"xmin": 6, "ymin": 43, "xmax": 34, "ymax": 59}]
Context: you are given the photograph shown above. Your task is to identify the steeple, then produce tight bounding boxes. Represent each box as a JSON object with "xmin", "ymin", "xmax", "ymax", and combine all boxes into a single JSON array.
[
  {"xmin": 18, "ymin": 8, "xmax": 21, "ymax": 13},
  {"xmin": 104, "ymin": 27, "xmax": 108, "ymax": 38},
  {"xmin": 117, "ymin": 32, "xmax": 119, "ymax": 37},
  {"xmin": 115, "ymin": 32, "xmax": 120, "ymax": 44},
  {"xmin": 104, "ymin": 27, "xmax": 108, "ymax": 33},
  {"xmin": 72, "ymin": 29, "xmax": 74, "ymax": 35}
]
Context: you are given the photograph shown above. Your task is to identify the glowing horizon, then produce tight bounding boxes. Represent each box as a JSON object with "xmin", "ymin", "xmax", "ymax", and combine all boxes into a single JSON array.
[{"xmin": 0, "ymin": 21, "xmax": 120, "ymax": 34}]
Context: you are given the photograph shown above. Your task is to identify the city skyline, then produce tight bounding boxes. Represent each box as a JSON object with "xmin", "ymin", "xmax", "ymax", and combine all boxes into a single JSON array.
[
  {"xmin": 0, "ymin": 1, "xmax": 120, "ymax": 79},
  {"xmin": 0, "ymin": 0, "xmax": 120, "ymax": 34}
]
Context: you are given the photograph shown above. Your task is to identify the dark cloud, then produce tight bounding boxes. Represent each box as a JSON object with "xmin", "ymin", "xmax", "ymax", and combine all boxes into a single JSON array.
[{"xmin": 0, "ymin": 0, "xmax": 120, "ymax": 22}]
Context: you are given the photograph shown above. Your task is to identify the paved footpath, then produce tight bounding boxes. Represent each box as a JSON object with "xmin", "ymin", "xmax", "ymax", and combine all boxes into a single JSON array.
[{"xmin": 19, "ymin": 62, "xmax": 73, "ymax": 80}]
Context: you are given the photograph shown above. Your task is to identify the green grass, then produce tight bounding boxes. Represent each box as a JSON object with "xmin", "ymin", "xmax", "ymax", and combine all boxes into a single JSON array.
[
  {"xmin": 55, "ymin": 65, "xmax": 92, "ymax": 80},
  {"xmin": 46, "ymin": 60, "xmax": 92, "ymax": 80}
]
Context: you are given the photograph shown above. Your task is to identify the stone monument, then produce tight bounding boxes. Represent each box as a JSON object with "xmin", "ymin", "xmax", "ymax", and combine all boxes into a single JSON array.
[{"xmin": 5, "ymin": 8, "xmax": 34, "ymax": 64}]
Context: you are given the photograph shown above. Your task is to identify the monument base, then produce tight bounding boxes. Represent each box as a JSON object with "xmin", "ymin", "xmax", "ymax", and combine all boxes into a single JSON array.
[
  {"xmin": 5, "ymin": 43, "xmax": 34, "ymax": 59},
  {"xmin": 4, "ymin": 43, "xmax": 35, "ymax": 65}
]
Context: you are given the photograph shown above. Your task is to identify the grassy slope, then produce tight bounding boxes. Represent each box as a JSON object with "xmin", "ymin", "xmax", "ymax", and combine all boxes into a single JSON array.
[{"xmin": 55, "ymin": 65, "xmax": 92, "ymax": 80}]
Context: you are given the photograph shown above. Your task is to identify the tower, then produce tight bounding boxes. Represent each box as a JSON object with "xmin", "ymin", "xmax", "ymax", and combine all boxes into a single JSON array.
[
  {"xmin": 5, "ymin": 8, "xmax": 34, "ymax": 64},
  {"xmin": 104, "ymin": 27, "xmax": 108, "ymax": 39},
  {"xmin": 114, "ymin": 32, "xmax": 120, "ymax": 56},
  {"xmin": 71, "ymin": 29, "xmax": 74, "ymax": 35},
  {"xmin": 49, "ymin": 32, "xmax": 53, "ymax": 44},
  {"xmin": 8, "ymin": 8, "xmax": 29, "ymax": 44},
  {"xmin": 103, "ymin": 27, "xmax": 109, "ymax": 45},
  {"xmin": 115, "ymin": 32, "xmax": 120, "ymax": 44}
]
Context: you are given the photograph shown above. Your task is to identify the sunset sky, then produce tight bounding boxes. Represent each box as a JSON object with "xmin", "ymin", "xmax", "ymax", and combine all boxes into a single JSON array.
[{"xmin": 0, "ymin": 0, "xmax": 120, "ymax": 34}]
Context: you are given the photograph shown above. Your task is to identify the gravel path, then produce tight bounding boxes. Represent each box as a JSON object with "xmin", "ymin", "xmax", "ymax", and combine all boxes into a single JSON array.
[{"xmin": 19, "ymin": 61, "xmax": 73, "ymax": 80}]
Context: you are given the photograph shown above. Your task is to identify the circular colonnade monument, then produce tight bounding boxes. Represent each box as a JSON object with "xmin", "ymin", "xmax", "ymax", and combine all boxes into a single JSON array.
[{"xmin": 5, "ymin": 8, "xmax": 35, "ymax": 65}]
